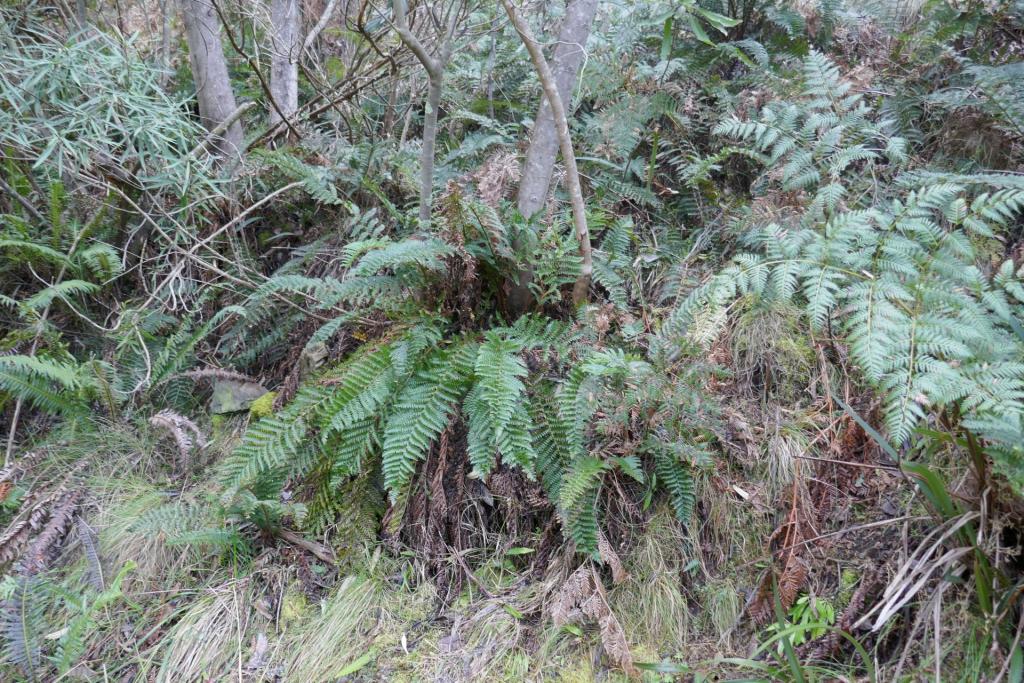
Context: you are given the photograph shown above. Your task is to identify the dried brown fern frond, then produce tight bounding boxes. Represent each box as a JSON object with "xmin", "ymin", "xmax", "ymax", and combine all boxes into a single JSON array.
[
  {"xmin": 747, "ymin": 475, "xmax": 813, "ymax": 624},
  {"xmin": 550, "ymin": 565, "xmax": 637, "ymax": 676},
  {"xmin": 474, "ymin": 150, "xmax": 520, "ymax": 208},
  {"xmin": 149, "ymin": 409, "xmax": 207, "ymax": 471},
  {"xmin": 597, "ymin": 530, "xmax": 627, "ymax": 585},
  {"xmin": 0, "ymin": 487, "xmax": 69, "ymax": 567},
  {"xmin": 22, "ymin": 490, "xmax": 80, "ymax": 576}
]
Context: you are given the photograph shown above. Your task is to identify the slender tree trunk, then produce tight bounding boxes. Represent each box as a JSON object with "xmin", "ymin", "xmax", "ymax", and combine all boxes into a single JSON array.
[
  {"xmin": 516, "ymin": 0, "xmax": 597, "ymax": 218},
  {"xmin": 419, "ymin": 73, "xmax": 444, "ymax": 224},
  {"xmin": 484, "ymin": 25, "xmax": 497, "ymax": 119},
  {"xmin": 179, "ymin": 0, "xmax": 245, "ymax": 161},
  {"xmin": 159, "ymin": 0, "xmax": 172, "ymax": 86},
  {"xmin": 383, "ymin": 67, "xmax": 400, "ymax": 134},
  {"xmin": 392, "ymin": 0, "xmax": 458, "ymax": 227},
  {"xmin": 508, "ymin": 0, "xmax": 597, "ymax": 313},
  {"xmin": 503, "ymin": 0, "xmax": 591, "ymax": 307},
  {"xmin": 269, "ymin": 0, "xmax": 301, "ymax": 129}
]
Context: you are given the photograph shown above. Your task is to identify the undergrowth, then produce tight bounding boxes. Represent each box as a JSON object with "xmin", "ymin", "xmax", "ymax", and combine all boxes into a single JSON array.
[{"xmin": 2, "ymin": 0, "xmax": 1024, "ymax": 681}]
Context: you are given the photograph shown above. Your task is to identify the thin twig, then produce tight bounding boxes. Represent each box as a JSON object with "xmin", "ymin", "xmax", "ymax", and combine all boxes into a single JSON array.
[
  {"xmin": 793, "ymin": 454, "xmax": 899, "ymax": 470},
  {"xmin": 0, "ymin": 176, "xmax": 45, "ymax": 224}
]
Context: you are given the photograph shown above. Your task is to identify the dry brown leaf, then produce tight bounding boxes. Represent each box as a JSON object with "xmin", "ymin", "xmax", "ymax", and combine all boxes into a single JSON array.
[{"xmin": 597, "ymin": 530, "xmax": 627, "ymax": 584}]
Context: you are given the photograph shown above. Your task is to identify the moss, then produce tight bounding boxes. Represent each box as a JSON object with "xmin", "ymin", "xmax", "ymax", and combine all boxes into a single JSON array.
[
  {"xmin": 248, "ymin": 391, "xmax": 277, "ymax": 419},
  {"xmin": 279, "ymin": 582, "xmax": 309, "ymax": 631},
  {"xmin": 838, "ymin": 568, "xmax": 860, "ymax": 609}
]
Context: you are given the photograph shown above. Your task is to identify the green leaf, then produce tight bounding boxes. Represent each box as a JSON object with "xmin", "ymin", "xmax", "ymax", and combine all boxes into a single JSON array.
[
  {"xmin": 693, "ymin": 7, "xmax": 741, "ymax": 33},
  {"xmin": 335, "ymin": 650, "xmax": 374, "ymax": 677},
  {"xmin": 660, "ymin": 17, "xmax": 673, "ymax": 61},
  {"xmin": 687, "ymin": 15, "xmax": 713, "ymax": 45}
]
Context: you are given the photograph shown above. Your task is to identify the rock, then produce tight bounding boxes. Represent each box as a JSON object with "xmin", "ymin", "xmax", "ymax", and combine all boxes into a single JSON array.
[{"xmin": 209, "ymin": 379, "xmax": 269, "ymax": 414}]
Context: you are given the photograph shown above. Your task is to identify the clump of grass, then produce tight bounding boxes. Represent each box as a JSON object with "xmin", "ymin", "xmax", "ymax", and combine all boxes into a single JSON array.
[
  {"xmin": 281, "ymin": 555, "xmax": 436, "ymax": 681},
  {"xmin": 766, "ymin": 430, "xmax": 804, "ymax": 499},
  {"xmin": 695, "ymin": 468, "xmax": 772, "ymax": 571},
  {"xmin": 92, "ymin": 481, "xmax": 186, "ymax": 590},
  {"xmin": 154, "ymin": 578, "xmax": 273, "ymax": 682},
  {"xmin": 730, "ymin": 301, "xmax": 816, "ymax": 405},
  {"xmin": 281, "ymin": 574, "xmax": 383, "ymax": 680},
  {"xmin": 702, "ymin": 578, "xmax": 741, "ymax": 650},
  {"xmin": 609, "ymin": 506, "xmax": 690, "ymax": 654}
]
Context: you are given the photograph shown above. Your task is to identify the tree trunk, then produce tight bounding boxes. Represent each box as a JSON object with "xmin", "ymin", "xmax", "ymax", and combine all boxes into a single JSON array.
[
  {"xmin": 516, "ymin": 0, "xmax": 597, "ymax": 219},
  {"xmin": 159, "ymin": 0, "xmax": 172, "ymax": 87},
  {"xmin": 508, "ymin": 0, "xmax": 597, "ymax": 313},
  {"xmin": 419, "ymin": 73, "xmax": 444, "ymax": 224},
  {"xmin": 392, "ymin": 0, "xmax": 458, "ymax": 227},
  {"xmin": 179, "ymin": 0, "xmax": 245, "ymax": 161},
  {"xmin": 503, "ymin": 0, "xmax": 591, "ymax": 307},
  {"xmin": 269, "ymin": 0, "xmax": 301, "ymax": 129}
]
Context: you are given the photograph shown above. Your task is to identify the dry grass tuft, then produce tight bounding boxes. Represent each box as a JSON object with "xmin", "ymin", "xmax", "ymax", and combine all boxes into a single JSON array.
[
  {"xmin": 608, "ymin": 507, "xmax": 690, "ymax": 654},
  {"xmin": 155, "ymin": 578, "xmax": 272, "ymax": 682}
]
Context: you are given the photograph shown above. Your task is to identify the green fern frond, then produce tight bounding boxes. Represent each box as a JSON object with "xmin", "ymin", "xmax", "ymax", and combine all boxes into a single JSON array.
[
  {"xmin": 652, "ymin": 445, "xmax": 696, "ymax": 524},
  {"xmin": 349, "ymin": 238, "xmax": 456, "ymax": 277},
  {"xmin": 23, "ymin": 280, "xmax": 98, "ymax": 311},
  {"xmin": 380, "ymin": 342, "xmax": 476, "ymax": 498},
  {"xmin": 0, "ymin": 355, "xmax": 84, "ymax": 414}
]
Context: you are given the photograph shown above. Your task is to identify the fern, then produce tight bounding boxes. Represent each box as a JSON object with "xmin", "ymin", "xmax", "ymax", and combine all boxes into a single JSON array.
[
  {"xmin": 652, "ymin": 444, "xmax": 696, "ymax": 524},
  {"xmin": 2, "ymin": 573, "xmax": 44, "ymax": 680},
  {"xmin": 0, "ymin": 355, "xmax": 85, "ymax": 414},
  {"xmin": 254, "ymin": 148, "xmax": 343, "ymax": 205},
  {"xmin": 220, "ymin": 385, "xmax": 329, "ymax": 495},
  {"xmin": 348, "ymin": 238, "xmax": 456, "ymax": 277},
  {"xmin": 381, "ymin": 342, "xmax": 476, "ymax": 497},
  {"xmin": 669, "ymin": 50, "xmax": 1024, "ymax": 466}
]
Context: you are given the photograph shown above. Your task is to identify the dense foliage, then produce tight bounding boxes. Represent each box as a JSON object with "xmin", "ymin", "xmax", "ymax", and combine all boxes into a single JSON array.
[{"xmin": 1, "ymin": 0, "xmax": 1023, "ymax": 680}]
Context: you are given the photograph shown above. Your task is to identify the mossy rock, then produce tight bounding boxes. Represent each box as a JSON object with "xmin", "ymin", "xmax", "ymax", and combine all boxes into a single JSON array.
[
  {"xmin": 210, "ymin": 379, "xmax": 269, "ymax": 414},
  {"xmin": 280, "ymin": 582, "xmax": 309, "ymax": 631}
]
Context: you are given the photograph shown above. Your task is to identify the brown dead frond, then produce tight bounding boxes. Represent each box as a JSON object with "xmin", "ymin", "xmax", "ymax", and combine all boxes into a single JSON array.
[
  {"xmin": 149, "ymin": 409, "xmax": 207, "ymax": 472},
  {"xmin": 597, "ymin": 530, "xmax": 628, "ymax": 585},
  {"xmin": 551, "ymin": 565, "xmax": 637, "ymax": 676},
  {"xmin": 747, "ymin": 473, "xmax": 813, "ymax": 624},
  {"xmin": 21, "ymin": 490, "xmax": 79, "ymax": 575},
  {"xmin": 474, "ymin": 150, "xmax": 520, "ymax": 208},
  {"xmin": 0, "ymin": 486, "xmax": 70, "ymax": 567}
]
